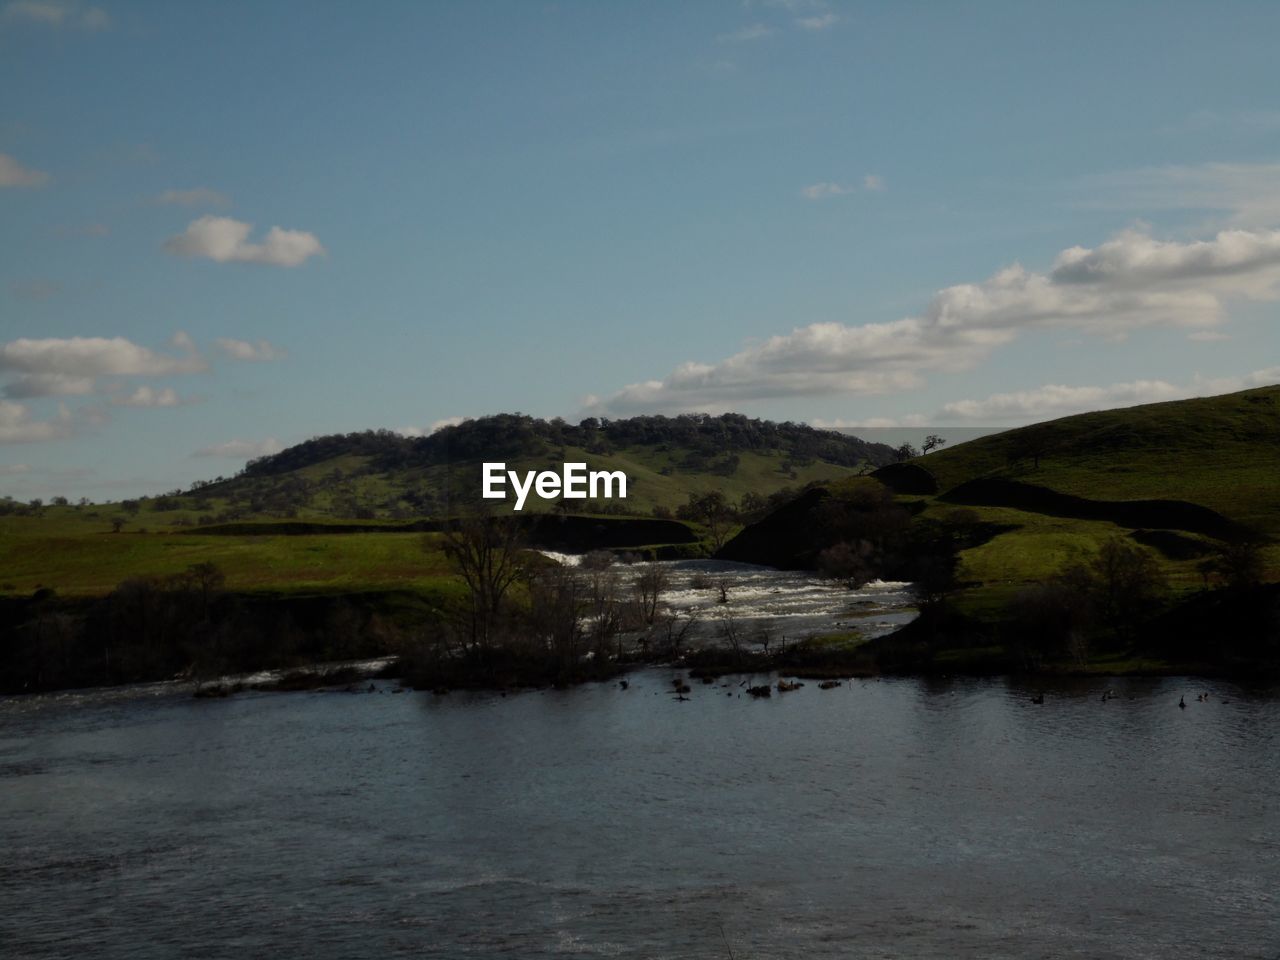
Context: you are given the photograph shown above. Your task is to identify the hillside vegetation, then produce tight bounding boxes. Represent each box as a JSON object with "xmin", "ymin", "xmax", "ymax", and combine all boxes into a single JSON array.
[
  {"xmin": 719, "ymin": 386, "xmax": 1280, "ymax": 674},
  {"xmin": 0, "ymin": 413, "xmax": 893, "ymax": 598},
  {"xmin": 915, "ymin": 385, "xmax": 1280, "ymax": 536}
]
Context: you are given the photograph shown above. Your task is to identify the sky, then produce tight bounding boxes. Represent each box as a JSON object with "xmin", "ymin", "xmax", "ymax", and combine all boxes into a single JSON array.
[{"xmin": 2, "ymin": 0, "xmax": 1280, "ymax": 501}]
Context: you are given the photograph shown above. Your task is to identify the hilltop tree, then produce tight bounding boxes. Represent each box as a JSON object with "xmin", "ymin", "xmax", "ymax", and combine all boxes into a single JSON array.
[
  {"xmin": 922, "ymin": 434, "xmax": 947, "ymax": 454},
  {"xmin": 893, "ymin": 442, "xmax": 919, "ymax": 462}
]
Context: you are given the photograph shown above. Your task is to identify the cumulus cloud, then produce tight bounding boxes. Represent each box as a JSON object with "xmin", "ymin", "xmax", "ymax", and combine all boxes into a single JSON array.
[
  {"xmin": 193, "ymin": 438, "xmax": 284, "ymax": 459},
  {"xmin": 0, "ymin": 335, "xmax": 206, "ymax": 378},
  {"xmin": 0, "ymin": 400, "xmax": 73, "ymax": 444},
  {"xmin": 0, "ymin": 152, "xmax": 49, "ymax": 187},
  {"xmin": 936, "ymin": 367, "xmax": 1280, "ymax": 423},
  {"xmin": 587, "ymin": 226, "xmax": 1280, "ymax": 416},
  {"xmin": 3, "ymin": 1, "xmax": 108, "ymax": 29},
  {"xmin": 164, "ymin": 216, "xmax": 325, "ymax": 267},
  {"xmin": 214, "ymin": 337, "xmax": 284, "ymax": 362},
  {"xmin": 155, "ymin": 187, "xmax": 230, "ymax": 207},
  {"xmin": 863, "ymin": 174, "xmax": 885, "ymax": 191},
  {"xmin": 3, "ymin": 373, "xmax": 97, "ymax": 398}
]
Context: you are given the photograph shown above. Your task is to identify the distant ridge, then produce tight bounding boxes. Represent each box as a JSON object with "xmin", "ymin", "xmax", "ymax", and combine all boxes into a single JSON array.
[{"xmin": 182, "ymin": 413, "xmax": 898, "ymax": 521}]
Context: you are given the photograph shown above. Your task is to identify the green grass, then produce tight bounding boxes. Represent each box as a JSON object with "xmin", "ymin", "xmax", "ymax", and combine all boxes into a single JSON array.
[
  {"xmin": 0, "ymin": 514, "xmax": 456, "ymax": 598},
  {"xmin": 918, "ymin": 385, "xmax": 1280, "ymax": 535},
  {"xmin": 879, "ymin": 386, "xmax": 1280, "ymax": 622},
  {"xmin": 800, "ymin": 629, "xmax": 867, "ymax": 651}
]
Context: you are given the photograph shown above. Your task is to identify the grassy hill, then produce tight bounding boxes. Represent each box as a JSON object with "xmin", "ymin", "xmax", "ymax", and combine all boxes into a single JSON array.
[
  {"xmin": 718, "ymin": 386, "xmax": 1280, "ymax": 671},
  {"xmin": 889, "ymin": 386, "xmax": 1280, "ymax": 610},
  {"xmin": 915, "ymin": 385, "xmax": 1280, "ymax": 536},
  {"xmin": 0, "ymin": 413, "xmax": 893, "ymax": 598}
]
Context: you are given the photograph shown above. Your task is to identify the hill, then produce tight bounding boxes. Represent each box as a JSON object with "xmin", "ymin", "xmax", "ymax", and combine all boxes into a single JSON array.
[
  {"xmin": 0, "ymin": 413, "xmax": 894, "ymax": 599},
  {"xmin": 899, "ymin": 385, "xmax": 1280, "ymax": 536},
  {"xmin": 169, "ymin": 412, "xmax": 896, "ymax": 524},
  {"xmin": 718, "ymin": 386, "xmax": 1280, "ymax": 671}
]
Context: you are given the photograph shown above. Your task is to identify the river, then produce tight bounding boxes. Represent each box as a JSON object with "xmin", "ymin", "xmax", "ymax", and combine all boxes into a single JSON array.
[
  {"xmin": 538, "ymin": 556, "xmax": 918, "ymax": 647},
  {"xmin": 3, "ymin": 666, "xmax": 1278, "ymax": 958}
]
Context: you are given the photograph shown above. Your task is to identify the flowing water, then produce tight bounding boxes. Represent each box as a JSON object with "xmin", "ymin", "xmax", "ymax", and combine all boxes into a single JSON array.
[
  {"xmin": 539, "ymin": 556, "xmax": 917, "ymax": 646},
  {"xmin": 3, "ymin": 668, "xmax": 1278, "ymax": 958}
]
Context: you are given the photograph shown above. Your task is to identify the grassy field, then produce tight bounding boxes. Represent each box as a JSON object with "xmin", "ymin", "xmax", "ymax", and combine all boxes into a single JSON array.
[{"xmin": 0, "ymin": 512, "xmax": 458, "ymax": 599}]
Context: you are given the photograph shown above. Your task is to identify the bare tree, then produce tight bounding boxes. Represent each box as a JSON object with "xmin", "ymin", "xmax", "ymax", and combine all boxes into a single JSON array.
[
  {"xmin": 435, "ymin": 512, "xmax": 528, "ymax": 655},
  {"xmin": 528, "ymin": 562, "xmax": 586, "ymax": 675},
  {"xmin": 718, "ymin": 609, "xmax": 744, "ymax": 665},
  {"xmin": 582, "ymin": 554, "xmax": 624, "ymax": 658},
  {"xmin": 922, "ymin": 434, "xmax": 947, "ymax": 454},
  {"xmin": 634, "ymin": 563, "xmax": 670, "ymax": 625}
]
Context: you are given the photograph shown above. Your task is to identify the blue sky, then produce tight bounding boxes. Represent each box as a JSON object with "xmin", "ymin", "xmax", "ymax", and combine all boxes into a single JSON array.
[{"xmin": 2, "ymin": 0, "xmax": 1279, "ymax": 500}]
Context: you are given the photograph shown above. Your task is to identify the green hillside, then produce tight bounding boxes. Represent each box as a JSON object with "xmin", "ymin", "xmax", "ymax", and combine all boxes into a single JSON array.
[
  {"xmin": 916, "ymin": 385, "xmax": 1280, "ymax": 536},
  {"xmin": 716, "ymin": 386, "xmax": 1280, "ymax": 673},
  {"xmin": 893, "ymin": 386, "xmax": 1280, "ymax": 602},
  {"xmin": 0, "ymin": 413, "xmax": 893, "ymax": 598}
]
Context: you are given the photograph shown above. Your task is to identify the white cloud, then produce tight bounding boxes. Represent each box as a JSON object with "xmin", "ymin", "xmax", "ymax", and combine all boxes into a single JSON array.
[
  {"xmin": 810, "ymin": 415, "xmax": 928, "ymax": 429},
  {"xmin": 0, "ymin": 463, "xmax": 32, "ymax": 475},
  {"xmin": 1187, "ymin": 330, "xmax": 1230, "ymax": 342},
  {"xmin": 164, "ymin": 216, "xmax": 325, "ymax": 267},
  {"xmin": 109, "ymin": 385, "xmax": 183, "ymax": 408},
  {"xmin": 0, "ymin": 152, "xmax": 49, "ymax": 188},
  {"xmin": 215, "ymin": 337, "xmax": 285, "ymax": 361},
  {"xmin": 3, "ymin": 373, "xmax": 97, "ymax": 398},
  {"xmin": 801, "ymin": 181, "xmax": 853, "ymax": 200},
  {"xmin": 429, "ymin": 416, "xmax": 470, "ymax": 434},
  {"xmin": 0, "ymin": 335, "xmax": 207, "ymax": 377},
  {"xmin": 0, "ymin": 400, "xmax": 73, "ymax": 444},
  {"xmin": 717, "ymin": 23, "xmax": 773, "ymax": 42},
  {"xmin": 936, "ymin": 366, "xmax": 1280, "ymax": 423},
  {"xmin": 801, "ymin": 175, "xmax": 884, "ymax": 199},
  {"xmin": 155, "ymin": 187, "xmax": 230, "ymax": 207},
  {"xmin": 587, "ymin": 226, "xmax": 1280, "ymax": 415},
  {"xmin": 3, "ymin": 1, "xmax": 108, "ymax": 29},
  {"xmin": 796, "ymin": 12, "xmax": 839, "ymax": 30},
  {"xmin": 193, "ymin": 438, "xmax": 284, "ymax": 459}
]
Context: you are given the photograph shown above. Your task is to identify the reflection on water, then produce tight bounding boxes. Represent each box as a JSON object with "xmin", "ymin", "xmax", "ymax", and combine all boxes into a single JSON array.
[{"xmin": 2, "ymin": 671, "xmax": 1277, "ymax": 958}]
